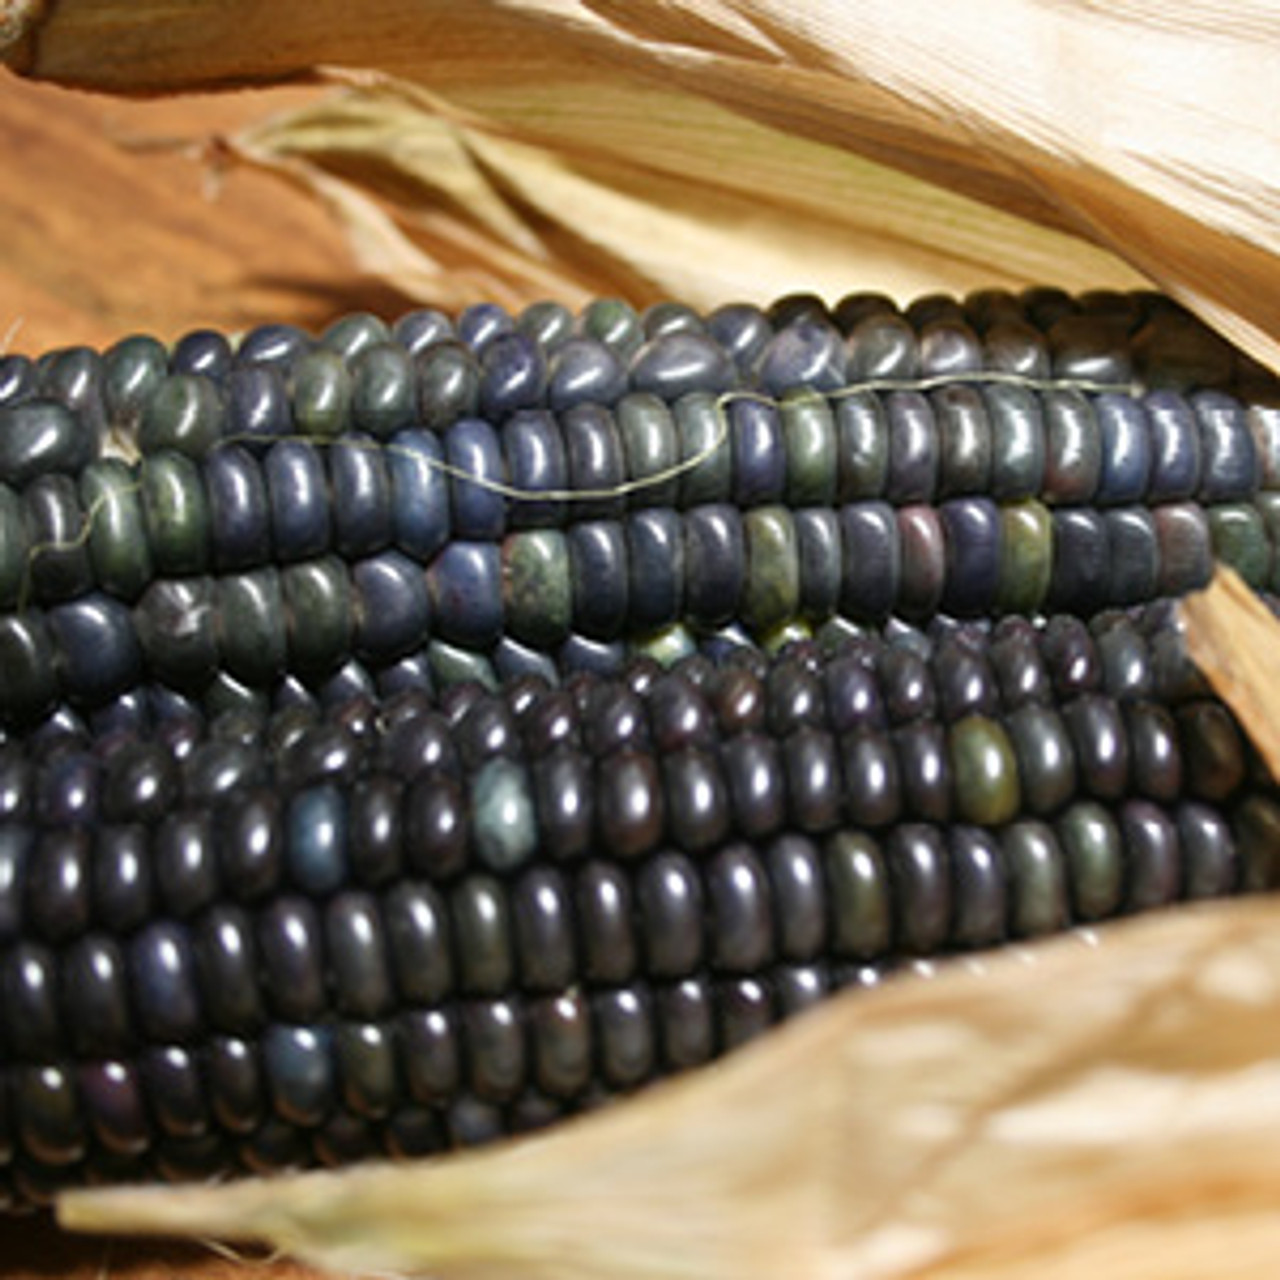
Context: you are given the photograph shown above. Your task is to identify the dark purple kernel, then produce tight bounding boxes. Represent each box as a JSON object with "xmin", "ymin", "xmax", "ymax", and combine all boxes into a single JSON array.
[{"xmin": 949, "ymin": 825, "xmax": 1007, "ymax": 948}]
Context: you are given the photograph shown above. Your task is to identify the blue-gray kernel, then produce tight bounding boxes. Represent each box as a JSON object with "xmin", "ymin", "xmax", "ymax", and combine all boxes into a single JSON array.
[
  {"xmin": 728, "ymin": 396, "xmax": 785, "ymax": 507},
  {"xmin": 352, "ymin": 552, "xmax": 431, "ymax": 663},
  {"xmin": 561, "ymin": 402, "xmax": 626, "ymax": 519},
  {"xmin": 884, "ymin": 391, "xmax": 938, "ymax": 503},
  {"xmin": 630, "ymin": 332, "xmax": 736, "ymax": 402},
  {"xmin": 225, "ymin": 365, "xmax": 291, "ymax": 447},
  {"xmin": 845, "ymin": 312, "xmax": 919, "ymax": 381},
  {"xmin": 757, "ymin": 320, "xmax": 846, "ymax": 397},
  {"xmin": 458, "ymin": 303, "xmax": 513, "ymax": 355},
  {"xmin": 425, "ymin": 541, "xmax": 503, "ymax": 649},
  {"xmin": 47, "ymin": 594, "xmax": 142, "ymax": 704},
  {"xmin": 445, "ymin": 417, "xmax": 507, "ymax": 540},
  {"xmin": 1195, "ymin": 390, "xmax": 1259, "ymax": 501},
  {"xmin": 479, "ymin": 332, "xmax": 548, "ymax": 421},
  {"xmin": 502, "ymin": 410, "xmax": 567, "ymax": 528},
  {"xmin": 707, "ymin": 303, "xmax": 773, "ymax": 371},
  {"xmin": 918, "ymin": 319, "xmax": 983, "ymax": 378},
  {"xmin": 264, "ymin": 439, "xmax": 329, "ymax": 561},
  {"xmin": 1103, "ymin": 508, "xmax": 1159, "ymax": 607},
  {"xmin": 469, "ymin": 758, "xmax": 538, "ymax": 872},
  {"xmin": 388, "ymin": 428, "xmax": 451, "ymax": 563},
  {"xmin": 205, "ymin": 444, "xmax": 272, "ymax": 570},
  {"xmin": 236, "ymin": 324, "xmax": 314, "ymax": 373},
  {"xmin": 939, "ymin": 497, "xmax": 1000, "ymax": 617},
  {"xmin": 262, "ymin": 1024, "xmax": 335, "ymax": 1127},
  {"xmin": 287, "ymin": 784, "xmax": 348, "ymax": 894},
  {"xmin": 626, "ymin": 508, "xmax": 684, "ymax": 630},
  {"xmin": 1094, "ymin": 394, "xmax": 1151, "ymax": 504},
  {"xmin": 838, "ymin": 501, "xmax": 899, "ymax": 620},
  {"xmin": 0, "ymin": 400, "xmax": 95, "ymax": 488},
  {"xmin": 547, "ymin": 338, "xmax": 628, "ymax": 414},
  {"xmin": 568, "ymin": 520, "xmax": 629, "ymax": 639}
]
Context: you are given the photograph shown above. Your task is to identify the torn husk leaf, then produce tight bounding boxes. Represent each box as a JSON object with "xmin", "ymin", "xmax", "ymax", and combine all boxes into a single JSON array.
[
  {"xmin": 2, "ymin": 1, "xmax": 1277, "ymax": 369},
  {"xmin": 59, "ymin": 897, "xmax": 1280, "ymax": 1280},
  {"xmin": 225, "ymin": 75, "xmax": 1143, "ymax": 313},
  {"xmin": 1181, "ymin": 567, "xmax": 1280, "ymax": 782}
]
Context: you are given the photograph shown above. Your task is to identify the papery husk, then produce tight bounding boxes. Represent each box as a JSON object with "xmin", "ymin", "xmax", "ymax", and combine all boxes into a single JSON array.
[
  {"xmin": 225, "ymin": 75, "xmax": 1144, "ymax": 313},
  {"xmin": 59, "ymin": 896, "xmax": 1280, "ymax": 1280},
  {"xmin": 3, "ymin": 0, "xmax": 1278, "ymax": 368},
  {"xmin": 1182, "ymin": 567, "xmax": 1280, "ymax": 781}
]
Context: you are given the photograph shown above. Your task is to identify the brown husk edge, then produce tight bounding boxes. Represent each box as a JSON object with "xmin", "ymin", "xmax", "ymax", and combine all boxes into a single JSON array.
[{"xmin": 2, "ymin": 0, "xmax": 1277, "ymax": 370}]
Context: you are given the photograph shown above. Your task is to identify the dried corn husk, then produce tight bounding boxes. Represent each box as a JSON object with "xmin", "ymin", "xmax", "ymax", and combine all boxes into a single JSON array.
[
  {"xmin": 2, "ymin": 1, "xmax": 1278, "ymax": 368},
  {"xmin": 59, "ymin": 894, "xmax": 1280, "ymax": 1280}
]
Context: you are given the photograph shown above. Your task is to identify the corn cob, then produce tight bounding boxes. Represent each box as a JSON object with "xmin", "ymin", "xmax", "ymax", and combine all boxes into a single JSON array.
[
  {"xmin": 0, "ymin": 603, "xmax": 1277, "ymax": 1210},
  {"xmin": 0, "ymin": 291, "xmax": 1277, "ymax": 1215},
  {"xmin": 1, "ymin": 293, "xmax": 1279, "ymax": 724}
]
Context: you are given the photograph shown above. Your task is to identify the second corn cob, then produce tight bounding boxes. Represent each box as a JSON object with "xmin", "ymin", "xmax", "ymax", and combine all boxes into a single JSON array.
[{"xmin": 0, "ymin": 601, "xmax": 1276, "ymax": 1208}]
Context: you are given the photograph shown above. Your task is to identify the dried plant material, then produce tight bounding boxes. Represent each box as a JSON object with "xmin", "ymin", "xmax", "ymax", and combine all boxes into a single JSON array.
[
  {"xmin": 60, "ymin": 897, "xmax": 1280, "ymax": 1280},
  {"xmin": 3, "ymin": 1, "xmax": 1277, "ymax": 367},
  {"xmin": 1181, "ymin": 567, "xmax": 1280, "ymax": 780},
  {"xmin": 226, "ymin": 75, "xmax": 1141, "ymax": 311},
  {"xmin": 0, "ymin": 73, "xmax": 406, "ymax": 350}
]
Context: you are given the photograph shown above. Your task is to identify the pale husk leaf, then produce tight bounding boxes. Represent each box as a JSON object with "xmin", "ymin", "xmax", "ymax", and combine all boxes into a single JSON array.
[
  {"xmin": 60, "ymin": 897, "xmax": 1280, "ymax": 1280},
  {"xmin": 1181, "ymin": 567, "xmax": 1280, "ymax": 781},
  {"xmin": 230, "ymin": 77, "xmax": 1141, "ymax": 310},
  {"xmin": 2, "ymin": 0, "xmax": 1277, "ymax": 367}
]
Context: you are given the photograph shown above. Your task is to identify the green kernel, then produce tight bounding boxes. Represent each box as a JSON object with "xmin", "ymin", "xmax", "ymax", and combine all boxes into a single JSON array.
[
  {"xmin": 282, "ymin": 557, "xmax": 354, "ymax": 678},
  {"xmin": 427, "ymin": 640, "xmax": 498, "ymax": 691},
  {"xmin": 632, "ymin": 624, "xmax": 696, "ymax": 668},
  {"xmin": 80, "ymin": 458, "xmax": 152, "ymax": 601},
  {"xmin": 216, "ymin": 568, "xmax": 287, "ymax": 686},
  {"xmin": 321, "ymin": 312, "xmax": 390, "ymax": 360},
  {"xmin": 104, "ymin": 334, "xmax": 168, "ymax": 431},
  {"xmin": 742, "ymin": 506, "xmax": 800, "ymax": 633},
  {"xmin": 1056, "ymin": 800, "xmax": 1123, "ymax": 920},
  {"xmin": 1235, "ymin": 794, "xmax": 1280, "ymax": 893},
  {"xmin": 949, "ymin": 714, "xmax": 1021, "ymax": 826},
  {"xmin": 760, "ymin": 618, "xmax": 813, "ymax": 655},
  {"xmin": 826, "ymin": 830, "xmax": 891, "ymax": 958},
  {"xmin": 996, "ymin": 499, "xmax": 1053, "ymax": 614},
  {"xmin": 835, "ymin": 390, "xmax": 888, "ymax": 498},
  {"xmin": 580, "ymin": 298, "xmax": 642, "ymax": 358},
  {"xmin": 617, "ymin": 394, "xmax": 679, "ymax": 508},
  {"xmin": 502, "ymin": 530, "xmax": 571, "ymax": 647},
  {"xmin": 140, "ymin": 450, "xmax": 210, "ymax": 575},
  {"xmin": 781, "ymin": 390, "xmax": 837, "ymax": 506},
  {"xmin": 292, "ymin": 350, "xmax": 353, "ymax": 439},
  {"xmin": 1208, "ymin": 503, "xmax": 1269, "ymax": 588},
  {"xmin": 350, "ymin": 343, "xmax": 415, "ymax": 439},
  {"xmin": 1001, "ymin": 821, "xmax": 1069, "ymax": 938},
  {"xmin": 138, "ymin": 373, "xmax": 224, "ymax": 457},
  {"xmin": 0, "ymin": 483, "xmax": 30, "ymax": 608},
  {"xmin": 675, "ymin": 392, "xmax": 731, "ymax": 506}
]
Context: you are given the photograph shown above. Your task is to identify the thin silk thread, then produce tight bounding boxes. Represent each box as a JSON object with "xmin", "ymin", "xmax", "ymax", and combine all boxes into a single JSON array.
[{"xmin": 15, "ymin": 371, "xmax": 1133, "ymax": 612}]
